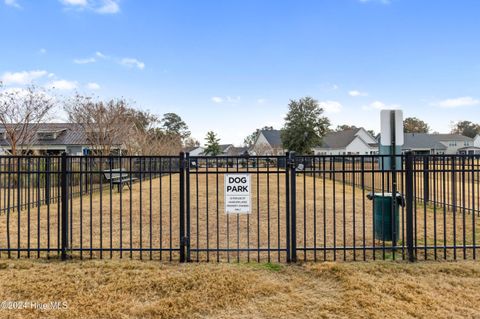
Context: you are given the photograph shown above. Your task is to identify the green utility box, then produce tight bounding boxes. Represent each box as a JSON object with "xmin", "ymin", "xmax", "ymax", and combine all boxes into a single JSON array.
[{"xmin": 367, "ymin": 193, "xmax": 405, "ymax": 242}]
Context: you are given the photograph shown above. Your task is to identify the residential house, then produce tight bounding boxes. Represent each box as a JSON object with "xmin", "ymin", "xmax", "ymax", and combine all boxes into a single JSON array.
[
  {"xmin": 219, "ymin": 144, "xmax": 234, "ymax": 155},
  {"xmin": 473, "ymin": 135, "xmax": 480, "ymax": 148},
  {"xmin": 0, "ymin": 123, "xmax": 93, "ymax": 155},
  {"xmin": 183, "ymin": 146, "xmax": 204, "ymax": 156},
  {"xmin": 225, "ymin": 146, "xmax": 249, "ymax": 156},
  {"xmin": 402, "ymin": 133, "xmax": 478, "ymax": 155},
  {"xmin": 190, "ymin": 144, "xmax": 240, "ymax": 156},
  {"xmin": 401, "ymin": 133, "xmax": 445, "ymax": 154},
  {"xmin": 313, "ymin": 128, "xmax": 378, "ymax": 155},
  {"xmin": 250, "ymin": 130, "xmax": 285, "ymax": 155}
]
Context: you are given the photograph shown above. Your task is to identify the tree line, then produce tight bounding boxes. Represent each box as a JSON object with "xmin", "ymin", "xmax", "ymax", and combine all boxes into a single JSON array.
[
  {"xmin": 1, "ymin": 83, "xmax": 478, "ymax": 156},
  {"xmin": 240, "ymin": 98, "xmax": 480, "ymax": 155},
  {"xmin": 0, "ymin": 84, "xmax": 198, "ymax": 155}
]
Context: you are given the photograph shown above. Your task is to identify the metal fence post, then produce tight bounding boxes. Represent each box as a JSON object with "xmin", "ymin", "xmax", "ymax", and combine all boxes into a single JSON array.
[
  {"xmin": 289, "ymin": 152, "xmax": 297, "ymax": 262},
  {"xmin": 405, "ymin": 151, "xmax": 415, "ymax": 262},
  {"xmin": 179, "ymin": 152, "xmax": 186, "ymax": 263},
  {"xmin": 61, "ymin": 152, "xmax": 69, "ymax": 261},
  {"xmin": 185, "ymin": 152, "xmax": 191, "ymax": 262},
  {"xmin": 285, "ymin": 152, "xmax": 291, "ymax": 262}
]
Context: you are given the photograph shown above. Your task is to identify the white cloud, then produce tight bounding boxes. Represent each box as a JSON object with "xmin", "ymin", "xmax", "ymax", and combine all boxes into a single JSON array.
[
  {"xmin": 433, "ymin": 96, "xmax": 480, "ymax": 108},
  {"xmin": 86, "ymin": 82, "xmax": 100, "ymax": 90},
  {"xmin": 211, "ymin": 97, "xmax": 224, "ymax": 103},
  {"xmin": 74, "ymin": 57, "xmax": 96, "ymax": 64},
  {"xmin": 1, "ymin": 70, "xmax": 48, "ymax": 85},
  {"xmin": 60, "ymin": 0, "xmax": 88, "ymax": 6},
  {"xmin": 120, "ymin": 58, "xmax": 145, "ymax": 70},
  {"xmin": 47, "ymin": 80, "xmax": 78, "ymax": 90},
  {"xmin": 348, "ymin": 90, "xmax": 368, "ymax": 97},
  {"xmin": 59, "ymin": 0, "xmax": 120, "ymax": 14},
  {"xmin": 320, "ymin": 100, "xmax": 343, "ymax": 113},
  {"xmin": 257, "ymin": 98, "xmax": 267, "ymax": 104},
  {"xmin": 39, "ymin": 48, "xmax": 47, "ymax": 54},
  {"xmin": 4, "ymin": 0, "xmax": 21, "ymax": 8},
  {"xmin": 211, "ymin": 96, "xmax": 241, "ymax": 104},
  {"xmin": 95, "ymin": 0, "xmax": 119, "ymax": 14},
  {"xmin": 75, "ymin": 52, "xmax": 146, "ymax": 71},
  {"xmin": 73, "ymin": 52, "xmax": 108, "ymax": 65},
  {"xmin": 95, "ymin": 51, "xmax": 107, "ymax": 59},
  {"xmin": 60, "ymin": 0, "xmax": 120, "ymax": 14},
  {"xmin": 370, "ymin": 101, "xmax": 386, "ymax": 109},
  {"xmin": 362, "ymin": 100, "xmax": 400, "ymax": 111}
]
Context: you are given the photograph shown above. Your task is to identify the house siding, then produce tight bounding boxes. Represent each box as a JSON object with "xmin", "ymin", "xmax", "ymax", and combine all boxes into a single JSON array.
[
  {"xmin": 315, "ymin": 137, "xmax": 377, "ymax": 155},
  {"xmin": 251, "ymin": 133, "xmax": 284, "ymax": 155},
  {"xmin": 314, "ymin": 128, "xmax": 378, "ymax": 155},
  {"xmin": 438, "ymin": 140, "xmax": 472, "ymax": 155}
]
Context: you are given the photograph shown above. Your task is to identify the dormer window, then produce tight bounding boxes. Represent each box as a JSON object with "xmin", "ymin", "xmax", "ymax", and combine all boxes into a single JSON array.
[
  {"xmin": 37, "ymin": 129, "xmax": 65, "ymax": 140},
  {"xmin": 37, "ymin": 132, "xmax": 56, "ymax": 140}
]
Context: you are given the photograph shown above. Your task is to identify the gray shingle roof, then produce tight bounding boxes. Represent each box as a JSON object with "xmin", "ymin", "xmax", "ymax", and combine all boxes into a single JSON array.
[
  {"xmin": 260, "ymin": 130, "xmax": 282, "ymax": 148},
  {"xmin": 219, "ymin": 144, "xmax": 233, "ymax": 152},
  {"xmin": 403, "ymin": 133, "xmax": 446, "ymax": 150},
  {"xmin": 319, "ymin": 129, "xmax": 360, "ymax": 149},
  {"xmin": 429, "ymin": 134, "xmax": 473, "ymax": 142},
  {"xmin": 183, "ymin": 146, "xmax": 200, "ymax": 153},
  {"xmin": 226, "ymin": 146, "xmax": 248, "ymax": 156},
  {"xmin": 0, "ymin": 123, "xmax": 88, "ymax": 146}
]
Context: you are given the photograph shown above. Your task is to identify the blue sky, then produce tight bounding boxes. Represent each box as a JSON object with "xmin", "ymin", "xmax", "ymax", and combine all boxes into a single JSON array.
[{"xmin": 1, "ymin": 0, "xmax": 480, "ymax": 145}]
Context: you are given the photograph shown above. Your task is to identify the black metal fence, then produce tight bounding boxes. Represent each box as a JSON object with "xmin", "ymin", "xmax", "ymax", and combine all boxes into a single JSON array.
[{"xmin": 0, "ymin": 152, "xmax": 478, "ymax": 262}]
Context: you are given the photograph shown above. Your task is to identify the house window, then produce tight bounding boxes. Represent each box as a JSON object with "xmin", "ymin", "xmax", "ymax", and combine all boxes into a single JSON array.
[{"xmin": 37, "ymin": 132, "xmax": 57, "ymax": 140}]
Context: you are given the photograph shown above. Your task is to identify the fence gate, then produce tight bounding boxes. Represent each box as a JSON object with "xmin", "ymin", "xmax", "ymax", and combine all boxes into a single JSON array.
[{"xmin": 184, "ymin": 154, "xmax": 291, "ymax": 262}]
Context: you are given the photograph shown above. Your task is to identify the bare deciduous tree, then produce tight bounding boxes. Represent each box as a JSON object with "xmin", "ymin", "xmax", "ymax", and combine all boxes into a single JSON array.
[
  {"xmin": 125, "ymin": 126, "xmax": 182, "ymax": 156},
  {"xmin": 0, "ymin": 84, "xmax": 56, "ymax": 155},
  {"xmin": 66, "ymin": 95, "xmax": 183, "ymax": 156},
  {"xmin": 65, "ymin": 95, "xmax": 135, "ymax": 155},
  {"xmin": 184, "ymin": 137, "xmax": 200, "ymax": 148}
]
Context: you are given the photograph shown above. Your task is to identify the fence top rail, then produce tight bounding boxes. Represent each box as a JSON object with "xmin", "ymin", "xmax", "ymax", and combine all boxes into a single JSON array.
[
  {"xmin": 297, "ymin": 154, "xmax": 480, "ymax": 159},
  {"xmin": 68, "ymin": 155, "xmax": 182, "ymax": 159},
  {"xmin": 189, "ymin": 155, "xmax": 285, "ymax": 159},
  {"xmin": 0, "ymin": 155, "xmax": 182, "ymax": 159},
  {"xmin": 1, "ymin": 153, "xmax": 480, "ymax": 160}
]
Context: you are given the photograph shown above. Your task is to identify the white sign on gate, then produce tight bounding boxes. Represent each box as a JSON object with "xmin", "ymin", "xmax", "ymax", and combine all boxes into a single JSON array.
[{"xmin": 224, "ymin": 174, "xmax": 251, "ymax": 214}]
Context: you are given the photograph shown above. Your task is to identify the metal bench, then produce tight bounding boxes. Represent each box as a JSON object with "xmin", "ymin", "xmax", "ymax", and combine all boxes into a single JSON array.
[{"xmin": 103, "ymin": 168, "xmax": 138, "ymax": 192}]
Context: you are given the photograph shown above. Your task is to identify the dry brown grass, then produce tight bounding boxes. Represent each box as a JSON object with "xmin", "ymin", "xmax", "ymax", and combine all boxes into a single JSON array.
[
  {"xmin": 0, "ymin": 172, "xmax": 479, "ymax": 261},
  {"xmin": 0, "ymin": 259, "xmax": 479, "ymax": 318}
]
